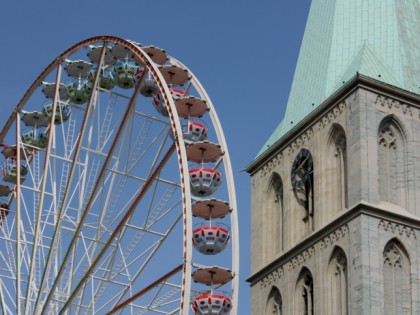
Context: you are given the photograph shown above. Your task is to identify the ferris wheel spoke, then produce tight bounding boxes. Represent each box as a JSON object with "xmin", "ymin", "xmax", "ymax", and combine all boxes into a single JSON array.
[
  {"xmin": 69, "ymin": 117, "xmax": 169, "ymax": 279},
  {"xmin": 0, "ymin": 249, "xmax": 15, "ymax": 282},
  {"xmin": 0, "ymin": 278, "xmax": 15, "ymax": 314},
  {"xmin": 97, "ymin": 175, "xmax": 179, "ymax": 260},
  {"xmin": 0, "ymin": 214, "xmax": 17, "ymax": 278},
  {"xmin": 125, "ymin": 123, "xmax": 169, "ymax": 173},
  {"xmin": 25, "ymin": 110, "xmax": 62, "ymax": 314},
  {"xmin": 114, "ymin": 213, "xmax": 182, "ymax": 279},
  {"xmin": 56, "ymin": 143, "xmax": 175, "ymax": 315},
  {"xmin": 40, "ymin": 83, "xmax": 150, "ymax": 313},
  {"xmin": 95, "ymin": 120, "xmax": 170, "ymax": 237},
  {"xmin": 96, "ymin": 93, "xmax": 117, "ymax": 152},
  {"xmin": 106, "ymin": 264, "xmax": 183, "ymax": 315},
  {"xmin": 99, "ymin": 135, "xmax": 175, "ymax": 237},
  {"xmin": 135, "ymin": 285, "xmax": 183, "ymax": 315},
  {"xmin": 15, "ymin": 112, "xmax": 24, "ymax": 314},
  {"xmin": 86, "ymin": 231, "xmax": 180, "ymax": 315},
  {"xmin": 33, "ymin": 45, "xmax": 112, "ymax": 314},
  {"xmin": 106, "ymin": 211, "xmax": 183, "ymax": 312},
  {"xmin": 75, "ymin": 159, "xmax": 181, "ymax": 312}
]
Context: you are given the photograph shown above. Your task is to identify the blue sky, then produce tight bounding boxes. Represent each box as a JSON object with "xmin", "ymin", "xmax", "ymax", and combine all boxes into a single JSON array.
[{"xmin": 0, "ymin": 1, "xmax": 311, "ymax": 313}]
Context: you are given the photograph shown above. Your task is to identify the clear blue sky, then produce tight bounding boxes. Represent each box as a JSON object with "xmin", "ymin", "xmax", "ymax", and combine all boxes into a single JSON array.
[{"xmin": 0, "ymin": 1, "xmax": 311, "ymax": 313}]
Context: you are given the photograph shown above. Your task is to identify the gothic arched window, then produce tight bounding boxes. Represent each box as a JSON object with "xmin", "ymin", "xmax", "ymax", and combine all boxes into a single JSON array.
[
  {"xmin": 327, "ymin": 248, "xmax": 348, "ymax": 315},
  {"xmin": 266, "ymin": 287, "xmax": 282, "ymax": 315},
  {"xmin": 263, "ymin": 173, "xmax": 284, "ymax": 262},
  {"xmin": 383, "ymin": 240, "xmax": 411, "ymax": 314},
  {"xmin": 378, "ymin": 119, "xmax": 407, "ymax": 208},
  {"xmin": 295, "ymin": 268, "xmax": 314, "ymax": 315},
  {"xmin": 326, "ymin": 126, "xmax": 347, "ymax": 214}
]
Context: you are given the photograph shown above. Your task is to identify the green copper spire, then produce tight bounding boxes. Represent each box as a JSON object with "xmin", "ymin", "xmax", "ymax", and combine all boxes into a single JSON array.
[{"xmin": 257, "ymin": 0, "xmax": 420, "ymax": 158}]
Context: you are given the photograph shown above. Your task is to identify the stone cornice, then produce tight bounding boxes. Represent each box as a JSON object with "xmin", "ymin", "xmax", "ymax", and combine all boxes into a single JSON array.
[
  {"xmin": 287, "ymin": 128, "xmax": 314, "ymax": 155},
  {"xmin": 256, "ymin": 97, "xmax": 345, "ymax": 178},
  {"xmin": 378, "ymin": 219, "xmax": 416, "ymax": 239},
  {"xmin": 246, "ymin": 74, "xmax": 420, "ymax": 175},
  {"xmin": 257, "ymin": 224, "xmax": 349, "ymax": 290},
  {"xmin": 247, "ymin": 201, "xmax": 420, "ymax": 285},
  {"xmin": 259, "ymin": 153, "xmax": 283, "ymax": 178},
  {"xmin": 259, "ymin": 266, "xmax": 284, "ymax": 289},
  {"xmin": 288, "ymin": 246, "xmax": 315, "ymax": 270},
  {"xmin": 258, "ymin": 246, "xmax": 316, "ymax": 290},
  {"xmin": 375, "ymin": 94, "xmax": 414, "ymax": 117},
  {"xmin": 320, "ymin": 224, "xmax": 349, "ymax": 251},
  {"xmin": 316, "ymin": 101, "xmax": 346, "ymax": 131}
]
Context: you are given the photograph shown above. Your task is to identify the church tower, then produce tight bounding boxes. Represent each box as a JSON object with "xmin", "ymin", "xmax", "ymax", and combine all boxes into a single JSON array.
[{"xmin": 246, "ymin": 1, "xmax": 420, "ymax": 314}]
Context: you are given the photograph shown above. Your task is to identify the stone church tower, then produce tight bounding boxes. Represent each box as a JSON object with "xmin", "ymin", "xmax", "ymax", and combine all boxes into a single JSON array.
[{"xmin": 245, "ymin": 1, "xmax": 420, "ymax": 314}]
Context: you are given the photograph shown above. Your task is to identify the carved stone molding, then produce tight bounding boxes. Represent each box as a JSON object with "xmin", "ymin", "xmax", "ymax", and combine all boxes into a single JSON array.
[
  {"xmin": 259, "ymin": 153, "xmax": 283, "ymax": 178},
  {"xmin": 288, "ymin": 246, "xmax": 315, "ymax": 270},
  {"xmin": 320, "ymin": 224, "xmax": 349, "ymax": 251},
  {"xmin": 287, "ymin": 128, "xmax": 314, "ymax": 155},
  {"xmin": 259, "ymin": 266, "xmax": 284, "ymax": 289},
  {"xmin": 376, "ymin": 94, "xmax": 400, "ymax": 109},
  {"xmin": 403, "ymin": 104, "xmax": 412, "ymax": 116},
  {"xmin": 375, "ymin": 94, "xmax": 413, "ymax": 116},
  {"xmin": 317, "ymin": 101, "xmax": 347, "ymax": 130},
  {"xmin": 378, "ymin": 220, "xmax": 416, "ymax": 239}
]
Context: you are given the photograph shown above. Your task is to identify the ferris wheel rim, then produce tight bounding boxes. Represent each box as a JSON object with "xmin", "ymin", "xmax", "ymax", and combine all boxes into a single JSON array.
[{"xmin": 169, "ymin": 56, "xmax": 240, "ymax": 314}]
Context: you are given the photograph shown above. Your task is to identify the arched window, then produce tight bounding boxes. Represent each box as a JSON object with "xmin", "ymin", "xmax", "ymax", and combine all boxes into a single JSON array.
[
  {"xmin": 383, "ymin": 240, "xmax": 411, "ymax": 314},
  {"xmin": 263, "ymin": 173, "xmax": 284, "ymax": 262},
  {"xmin": 295, "ymin": 268, "xmax": 314, "ymax": 315},
  {"xmin": 266, "ymin": 287, "xmax": 282, "ymax": 315},
  {"xmin": 292, "ymin": 149, "xmax": 314, "ymax": 233},
  {"xmin": 378, "ymin": 118, "xmax": 407, "ymax": 208},
  {"xmin": 326, "ymin": 126, "xmax": 347, "ymax": 214},
  {"xmin": 328, "ymin": 248, "xmax": 348, "ymax": 315}
]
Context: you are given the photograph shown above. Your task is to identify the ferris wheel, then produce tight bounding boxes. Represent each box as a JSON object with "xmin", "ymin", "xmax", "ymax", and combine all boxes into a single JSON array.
[{"xmin": 0, "ymin": 36, "xmax": 239, "ymax": 315}]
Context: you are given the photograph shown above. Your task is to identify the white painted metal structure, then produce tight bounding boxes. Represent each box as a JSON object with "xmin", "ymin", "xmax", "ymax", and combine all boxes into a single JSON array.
[{"xmin": 0, "ymin": 36, "xmax": 239, "ymax": 315}]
